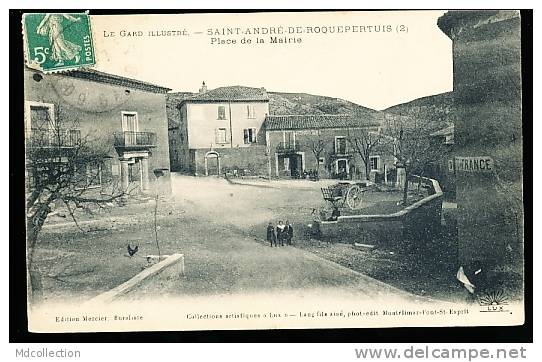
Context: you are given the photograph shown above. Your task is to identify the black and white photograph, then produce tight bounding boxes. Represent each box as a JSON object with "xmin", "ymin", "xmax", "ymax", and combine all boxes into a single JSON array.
[{"xmin": 16, "ymin": 9, "xmax": 526, "ymax": 334}]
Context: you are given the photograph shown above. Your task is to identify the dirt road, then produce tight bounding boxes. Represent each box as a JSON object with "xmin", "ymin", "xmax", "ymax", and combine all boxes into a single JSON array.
[
  {"xmin": 35, "ymin": 175, "xmax": 422, "ymax": 303},
  {"xmin": 123, "ymin": 175, "xmax": 416, "ymax": 301}
]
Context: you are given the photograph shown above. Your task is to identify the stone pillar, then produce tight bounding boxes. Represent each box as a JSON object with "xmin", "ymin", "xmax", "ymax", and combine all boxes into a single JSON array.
[
  {"xmin": 396, "ymin": 168, "xmax": 406, "ymax": 189},
  {"xmin": 120, "ymin": 160, "xmax": 129, "ymax": 192},
  {"xmin": 141, "ymin": 157, "xmax": 150, "ymax": 191}
]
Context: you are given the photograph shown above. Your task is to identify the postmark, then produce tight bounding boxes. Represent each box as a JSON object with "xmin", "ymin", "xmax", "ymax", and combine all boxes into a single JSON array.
[
  {"xmin": 23, "ymin": 13, "xmax": 96, "ymax": 73},
  {"xmin": 49, "ymin": 76, "xmax": 130, "ymax": 113}
]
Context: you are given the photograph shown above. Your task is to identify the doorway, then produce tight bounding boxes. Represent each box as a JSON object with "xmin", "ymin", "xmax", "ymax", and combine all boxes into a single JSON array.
[
  {"xmin": 276, "ymin": 153, "xmax": 304, "ymax": 178},
  {"xmin": 336, "ymin": 159, "xmax": 349, "ymax": 179},
  {"xmin": 205, "ymin": 151, "xmax": 220, "ymax": 176},
  {"xmin": 289, "ymin": 154, "xmax": 302, "ymax": 178},
  {"xmin": 122, "ymin": 112, "xmax": 139, "ymax": 146}
]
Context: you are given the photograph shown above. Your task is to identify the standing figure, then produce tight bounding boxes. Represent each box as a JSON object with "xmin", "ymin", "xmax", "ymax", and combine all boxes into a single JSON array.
[
  {"xmin": 285, "ymin": 221, "xmax": 294, "ymax": 245},
  {"xmin": 266, "ymin": 222, "xmax": 276, "ymax": 247},
  {"xmin": 276, "ymin": 220, "xmax": 286, "ymax": 247},
  {"xmin": 36, "ymin": 14, "xmax": 82, "ymax": 66},
  {"xmin": 328, "ymin": 206, "xmax": 341, "ymax": 221}
]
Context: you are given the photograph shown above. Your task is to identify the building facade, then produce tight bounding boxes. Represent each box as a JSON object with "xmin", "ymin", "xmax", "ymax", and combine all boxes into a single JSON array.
[
  {"xmin": 168, "ymin": 83, "xmax": 398, "ymax": 181},
  {"xmin": 24, "ymin": 67, "xmax": 172, "ymax": 195},
  {"xmin": 170, "ymin": 83, "xmax": 270, "ymax": 176},
  {"xmin": 264, "ymin": 114, "xmax": 396, "ymax": 181}
]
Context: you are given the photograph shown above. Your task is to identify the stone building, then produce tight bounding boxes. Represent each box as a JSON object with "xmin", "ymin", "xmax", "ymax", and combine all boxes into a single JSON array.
[
  {"xmin": 24, "ymin": 67, "xmax": 172, "ymax": 195},
  {"xmin": 264, "ymin": 114, "xmax": 395, "ymax": 180},
  {"xmin": 169, "ymin": 83, "xmax": 270, "ymax": 176},
  {"xmin": 168, "ymin": 83, "xmax": 398, "ymax": 180}
]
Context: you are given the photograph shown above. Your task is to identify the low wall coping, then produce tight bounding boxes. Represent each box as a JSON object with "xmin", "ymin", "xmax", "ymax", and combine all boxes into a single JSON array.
[
  {"xmin": 318, "ymin": 175, "xmax": 443, "ymax": 225},
  {"xmin": 88, "ymin": 253, "xmax": 184, "ymax": 304}
]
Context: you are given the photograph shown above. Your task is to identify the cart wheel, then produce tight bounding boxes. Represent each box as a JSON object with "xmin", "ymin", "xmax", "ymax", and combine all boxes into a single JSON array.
[{"xmin": 346, "ymin": 185, "xmax": 363, "ymax": 210}]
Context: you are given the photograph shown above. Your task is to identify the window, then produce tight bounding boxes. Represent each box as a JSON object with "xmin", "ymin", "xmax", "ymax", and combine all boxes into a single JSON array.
[
  {"xmin": 369, "ymin": 156, "xmax": 379, "ymax": 171},
  {"xmin": 247, "ymin": 105, "xmax": 255, "ymax": 119},
  {"xmin": 243, "ymin": 128, "xmax": 257, "ymax": 144},
  {"xmin": 26, "ymin": 102, "xmax": 55, "ymax": 144},
  {"xmin": 216, "ymin": 128, "xmax": 227, "ymax": 144},
  {"xmin": 335, "ymin": 136, "xmax": 347, "ymax": 154},
  {"xmin": 29, "ymin": 105, "xmax": 54, "ymax": 131},
  {"xmin": 217, "ymin": 106, "xmax": 226, "ymax": 120}
]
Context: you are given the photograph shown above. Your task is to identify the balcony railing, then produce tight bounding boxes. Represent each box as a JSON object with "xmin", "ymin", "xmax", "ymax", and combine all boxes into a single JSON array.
[
  {"xmin": 114, "ymin": 131, "xmax": 156, "ymax": 148},
  {"xmin": 26, "ymin": 129, "xmax": 81, "ymax": 148},
  {"xmin": 276, "ymin": 142, "xmax": 300, "ymax": 153}
]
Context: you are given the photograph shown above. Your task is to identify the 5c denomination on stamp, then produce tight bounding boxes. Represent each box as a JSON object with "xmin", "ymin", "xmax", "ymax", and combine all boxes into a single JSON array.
[{"xmin": 23, "ymin": 13, "xmax": 95, "ymax": 73}]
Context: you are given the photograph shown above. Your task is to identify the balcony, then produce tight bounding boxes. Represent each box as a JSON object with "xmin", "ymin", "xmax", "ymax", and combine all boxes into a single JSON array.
[
  {"xmin": 276, "ymin": 142, "xmax": 300, "ymax": 154},
  {"xmin": 26, "ymin": 129, "xmax": 81, "ymax": 148},
  {"xmin": 114, "ymin": 131, "xmax": 156, "ymax": 149}
]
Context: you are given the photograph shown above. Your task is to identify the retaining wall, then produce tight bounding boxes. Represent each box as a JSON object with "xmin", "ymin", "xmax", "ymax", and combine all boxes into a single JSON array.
[
  {"xmin": 313, "ymin": 175, "xmax": 443, "ymax": 244},
  {"xmin": 88, "ymin": 253, "xmax": 185, "ymax": 304}
]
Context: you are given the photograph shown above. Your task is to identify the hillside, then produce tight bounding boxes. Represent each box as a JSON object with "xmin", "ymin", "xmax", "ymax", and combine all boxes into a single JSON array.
[
  {"xmin": 384, "ymin": 92, "xmax": 455, "ymax": 127},
  {"xmin": 268, "ymin": 91, "xmax": 380, "ymax": 118}
]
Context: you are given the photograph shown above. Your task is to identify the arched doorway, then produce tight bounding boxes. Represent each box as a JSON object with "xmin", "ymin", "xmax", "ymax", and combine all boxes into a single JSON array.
[{"xmin": 204, "ymin": 151, "xmax": 220, "ymax": 176}]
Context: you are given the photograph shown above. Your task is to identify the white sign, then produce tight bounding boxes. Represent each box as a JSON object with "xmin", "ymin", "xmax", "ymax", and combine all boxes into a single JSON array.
[{"xmin": 450, "ymin": 156, "xmax": 494, "ymax": 173}]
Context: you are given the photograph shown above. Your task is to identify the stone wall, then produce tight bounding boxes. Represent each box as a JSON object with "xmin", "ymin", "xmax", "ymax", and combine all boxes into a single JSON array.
[
  {"xmin": 438, "ymin": 11, "xmax": 523, "ymax": 264},
  {"xmin": 313, "ymin": 176, "xmax": 443, "ymax": 245},
  {"xmin": 193, "ymin": 146, "xmax": 269, "ymax": 176}
]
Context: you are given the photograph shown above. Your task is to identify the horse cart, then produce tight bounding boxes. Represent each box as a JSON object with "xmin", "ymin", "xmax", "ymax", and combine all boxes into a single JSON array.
[{"xmin": 320, "ymin": 181, "xmax": 373, "ymax": 210}]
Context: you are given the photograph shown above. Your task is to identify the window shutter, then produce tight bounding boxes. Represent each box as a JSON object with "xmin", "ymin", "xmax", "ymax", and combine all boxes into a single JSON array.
[{"xmin": 121, "ymin": 114, "xmax": 128, "ymax": 133}]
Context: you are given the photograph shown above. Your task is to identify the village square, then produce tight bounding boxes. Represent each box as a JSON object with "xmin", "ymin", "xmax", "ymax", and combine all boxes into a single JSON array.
[{"xmin": 24, "ymin": 11, "xmax": 523, "ymax": 309}]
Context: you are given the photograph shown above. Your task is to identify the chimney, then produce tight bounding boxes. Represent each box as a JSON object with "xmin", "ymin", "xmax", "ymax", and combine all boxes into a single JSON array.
[{"xmin": 199, "ymin": 81, "xmax": 208, "ymax": 93}]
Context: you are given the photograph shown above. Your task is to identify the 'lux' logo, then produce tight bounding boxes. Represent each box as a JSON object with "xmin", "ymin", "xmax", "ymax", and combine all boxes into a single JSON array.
[
  {"xmin": 484, "ymin": 305, "xmax": 505, "ymax": 312},
  {"xmin": 477, "ymin": 290, "xmax": 509, "ymax": 313}
]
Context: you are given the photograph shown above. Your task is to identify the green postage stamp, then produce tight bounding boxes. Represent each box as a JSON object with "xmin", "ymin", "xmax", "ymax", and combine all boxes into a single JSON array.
[{"xmin": 23, "ymin": 13, "xmax": 95, "ymax": 72}]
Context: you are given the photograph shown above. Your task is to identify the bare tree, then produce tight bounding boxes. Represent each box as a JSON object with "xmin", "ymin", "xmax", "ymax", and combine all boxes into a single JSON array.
[
  {"xmin": 382, "ymin": 114, "xmax": 445, "ymax": 205},
  {"xmin": 306, "ymin": 129, "xmax": 326, "ymax": 179},
  {"xmin": 25, "ymin": 104, "xmax": 129, "ymax": 300},
  {"xmin": 347, "ymin": 126, "xmax": 384, "ymax": 180}
]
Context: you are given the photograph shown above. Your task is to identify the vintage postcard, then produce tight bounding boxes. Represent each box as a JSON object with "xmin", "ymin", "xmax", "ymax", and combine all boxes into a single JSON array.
[{"xmin": 22, "ymin": 10, "xmax": 525, "ymax": 332}]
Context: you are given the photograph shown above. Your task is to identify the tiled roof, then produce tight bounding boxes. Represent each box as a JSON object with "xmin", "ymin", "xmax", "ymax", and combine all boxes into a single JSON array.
[
  {"xmin": 181, "ymin": 86, "xmax": 269, "ymax": 103},
  {"xmin": 264, "ymin": 114, "xmax": 380, "ymax": 131},
  {"xmin": 63, "ymin": 69, "xmax": 171, "ymax": 93}
]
